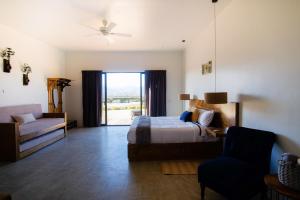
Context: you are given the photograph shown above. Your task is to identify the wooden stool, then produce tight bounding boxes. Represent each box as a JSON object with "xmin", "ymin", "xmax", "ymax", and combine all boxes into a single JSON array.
[{"xmin": 264, "ymin": 174, "xmax": 300, "ymax": 200}]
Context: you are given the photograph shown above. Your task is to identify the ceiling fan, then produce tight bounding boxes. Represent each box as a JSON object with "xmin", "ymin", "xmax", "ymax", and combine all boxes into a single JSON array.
[{"xmin": 84, "ymin": 19, "xmax": 132, "ymax": 38}]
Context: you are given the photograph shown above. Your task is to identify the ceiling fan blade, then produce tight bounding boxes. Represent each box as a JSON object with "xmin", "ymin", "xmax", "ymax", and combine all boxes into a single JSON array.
[
  {"xmin": 81, "ymin": 24, "xmax": 99, "ymax": 32},
  {"xmin": 110, "ymin": 32, "xmax": 132, "ymax": 37},
  {"xmin": 107, "ymin": 22, "xmax": 116, "ymax": 32}
]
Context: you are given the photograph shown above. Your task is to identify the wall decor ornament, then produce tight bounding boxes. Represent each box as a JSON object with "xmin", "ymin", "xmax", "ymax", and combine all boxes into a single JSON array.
[
  {"xmin": 21, "ymin": 63, "xmax": 32, "ymax": 85},
  {"xmin": 57, "ymin": 78, "xmax": 71, "ymax": 91},
  {"xmin": 1, "ymin": 47, "xmax": 15, "ymax": 73},
  {"xmin": 47, "ymin": 78, "xmax": 71, "ymax": 113},
  {"xmin": 202, "ymin": 61, "xmax": 212, "ymax": 75}
]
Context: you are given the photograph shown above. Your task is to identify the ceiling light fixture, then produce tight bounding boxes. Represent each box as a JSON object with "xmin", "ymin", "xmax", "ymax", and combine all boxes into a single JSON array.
[{"xmin": 204, "ymin": 0, "xmax": 228, "ymax": 104}]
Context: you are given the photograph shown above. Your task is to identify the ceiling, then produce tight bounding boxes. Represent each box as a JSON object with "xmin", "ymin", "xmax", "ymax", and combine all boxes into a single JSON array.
[{"xmin": 0, "ymin": 0, "xmax": 220, "ymax": 51}]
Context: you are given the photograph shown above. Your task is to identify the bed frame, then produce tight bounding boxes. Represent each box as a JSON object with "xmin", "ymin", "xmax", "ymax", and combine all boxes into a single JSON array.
[{"xmin": 128, "ymin": 99, "xmax": 239, "ymax": 161}]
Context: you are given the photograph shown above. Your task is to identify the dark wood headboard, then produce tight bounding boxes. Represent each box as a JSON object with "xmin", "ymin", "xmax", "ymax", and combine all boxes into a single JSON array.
[{"xmin": 189, "ymin": 99, "xmax": 239, "ymax": 128}]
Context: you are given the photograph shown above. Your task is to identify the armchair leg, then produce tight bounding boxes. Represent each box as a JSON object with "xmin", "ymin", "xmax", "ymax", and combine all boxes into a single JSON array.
[
  {"xmin": 200, "ymin": 183, "xmax": 205, "ymax": 200},
  {"xmin": 260, "ymin": 191, "xmax": 267, "ymax": 200}
]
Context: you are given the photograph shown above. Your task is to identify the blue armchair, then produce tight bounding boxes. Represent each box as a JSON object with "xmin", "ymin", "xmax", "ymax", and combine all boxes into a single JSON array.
[{"xmin": 198, "ymin": 126, "xmax": 276, "ymax": 200}]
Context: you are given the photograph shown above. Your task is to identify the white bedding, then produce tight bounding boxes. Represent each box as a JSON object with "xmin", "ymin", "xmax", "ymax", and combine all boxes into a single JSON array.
[{"xmin": 127, "ymin": 116, "xmax": 218, "ymax": 144}]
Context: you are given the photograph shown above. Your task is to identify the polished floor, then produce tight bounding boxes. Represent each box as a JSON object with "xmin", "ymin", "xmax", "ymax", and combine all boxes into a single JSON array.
[{"xmin": 0, "ymin": 126, "xmax": 226, "ymax": 200}]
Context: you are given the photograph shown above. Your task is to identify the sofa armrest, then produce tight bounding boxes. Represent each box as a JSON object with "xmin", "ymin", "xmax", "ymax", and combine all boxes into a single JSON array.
[
  {"xmin": 43, "ymin": 112, "xmax": 68, "ymax": 135},
  {"xmin": 43, "ymin": 112, "xmax": 66, "ymax": 120},
  {"xmin": 0, "ymin": 123, "xmax": 19, "ymax": 161}
]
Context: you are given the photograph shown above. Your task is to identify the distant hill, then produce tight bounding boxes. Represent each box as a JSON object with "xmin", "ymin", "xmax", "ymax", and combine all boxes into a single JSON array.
[{"xmin": 107, "ymin": 85, "xmax": 141, "ymax": 97}]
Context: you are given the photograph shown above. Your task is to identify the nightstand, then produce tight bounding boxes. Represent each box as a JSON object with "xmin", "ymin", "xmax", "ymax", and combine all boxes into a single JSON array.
[{"xmin": 206, "ymin": 127, "xmax": 226, "ymax": 137}]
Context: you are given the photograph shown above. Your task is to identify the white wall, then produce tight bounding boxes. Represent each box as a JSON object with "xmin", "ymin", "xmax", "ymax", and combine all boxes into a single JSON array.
[
  {"xmin": 184, "ymin": 0, "xmax": 300, "ymax": 170},
  {"xmin": 0, "ymin": 24, "xmax": 65, "ymax": 111},
  {"xmin": 65, "ymin": 50, "xmax": 184, "ymax": 126}
]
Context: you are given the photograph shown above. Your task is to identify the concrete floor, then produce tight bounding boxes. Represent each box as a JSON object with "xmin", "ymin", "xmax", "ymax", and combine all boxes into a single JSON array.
[{"xmin": 0, "ymin": 126, "xmax": 225, "ymax": 200}]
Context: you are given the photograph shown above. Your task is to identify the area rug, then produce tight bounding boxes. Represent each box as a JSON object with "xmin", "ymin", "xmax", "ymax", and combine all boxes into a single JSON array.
[{"xmin": 160, "ymin": 161, "xmax": 201, "ymax": 175}]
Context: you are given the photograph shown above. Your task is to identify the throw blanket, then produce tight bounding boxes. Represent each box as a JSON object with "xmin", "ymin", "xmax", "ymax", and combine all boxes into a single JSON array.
[{"xmin": 136, "ymin": 116, "xmax": 151, "ymax": 144}]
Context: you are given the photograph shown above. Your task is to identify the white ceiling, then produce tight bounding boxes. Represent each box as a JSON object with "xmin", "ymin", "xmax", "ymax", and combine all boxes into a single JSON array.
[{"xmin": 0, "ymin": 0, "xmax": 221, "ymax": 51}]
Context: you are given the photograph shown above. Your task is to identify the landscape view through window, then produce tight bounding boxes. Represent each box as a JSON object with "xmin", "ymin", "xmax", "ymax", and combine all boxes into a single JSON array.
[{"xmin": 102, "ymin": 73, "xmax": 145, "ymax": 125}]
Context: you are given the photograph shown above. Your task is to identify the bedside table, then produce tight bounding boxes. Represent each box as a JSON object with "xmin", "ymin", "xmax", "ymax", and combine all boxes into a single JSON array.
[{"xmin": 206, "ymin": 127, "xmax": 226, "ymax": 138}]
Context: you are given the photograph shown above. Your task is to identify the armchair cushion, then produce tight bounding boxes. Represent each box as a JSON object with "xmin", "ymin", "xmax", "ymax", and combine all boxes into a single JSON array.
[
  {"xmin": 223, "ymin": 126, "xmax": 276, "ymax": 174},
  {"xmin": 198, "ymin": 126, "xmax": 276, "ymax": 200},
  {"xmin": 198, "ymin": 156, "xmax": 264, "ymax": 199}
]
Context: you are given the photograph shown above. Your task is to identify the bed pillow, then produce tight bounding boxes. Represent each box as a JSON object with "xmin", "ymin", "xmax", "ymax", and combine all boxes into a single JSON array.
[
  {"xmin": 191, "ymin": 109, "xmax": 200, "ymax": 122},
  {"xmin": 180, "ymin": 111, "xmax": 192, "ymax": 122},
  {"xmin": 198, "ymin": 110, "xmax": 214, "ymax": 126},
  {"xmin": 12, "ymin": 113, "xmax": 36, "ymax": 125}
]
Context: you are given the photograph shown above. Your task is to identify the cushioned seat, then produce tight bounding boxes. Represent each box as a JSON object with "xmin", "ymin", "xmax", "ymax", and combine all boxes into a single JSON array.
[
  {"xmin": 19, "ymin": 118, "xmax": 64, "ymax": 136},
  {"xmin": 198, "ymin": 157, "xmax": 264, "ymax": 199},
  {"xmin": 0, "ymin": 104, "xmax": 67, "ymax": 161},
  {"xmin": 198, "ymin": 126, "xmax": 276, "ymax": 200}
]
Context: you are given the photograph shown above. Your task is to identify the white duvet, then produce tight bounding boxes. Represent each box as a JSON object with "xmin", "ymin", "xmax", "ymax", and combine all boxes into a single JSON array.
[{"xmin": 127, "ymin": 116, "xmax": 217, "ymax": 144}]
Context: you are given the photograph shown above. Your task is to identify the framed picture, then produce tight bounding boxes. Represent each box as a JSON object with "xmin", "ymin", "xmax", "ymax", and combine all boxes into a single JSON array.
[{"xmin": 202, "ymin": 61, "xmax": 212, "ymax": 75}]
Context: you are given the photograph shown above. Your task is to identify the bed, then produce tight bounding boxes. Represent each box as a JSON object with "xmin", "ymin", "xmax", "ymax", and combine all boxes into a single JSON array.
[{"xmin": 127, "ymin": 99, "xmax": 239, "ymax": 161}]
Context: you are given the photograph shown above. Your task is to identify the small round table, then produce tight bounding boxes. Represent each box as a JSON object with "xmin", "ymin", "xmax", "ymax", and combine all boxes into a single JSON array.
[{"xmin": 264, "ymin": 174, "xmax": 300, "ymax": 200}]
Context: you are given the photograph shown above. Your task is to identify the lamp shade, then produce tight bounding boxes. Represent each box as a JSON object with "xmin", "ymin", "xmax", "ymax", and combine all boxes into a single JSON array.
[
  {"xmin": 204, "ymin": 92, "xmax": 227, "ymax": 104},
  {"xmin": 179, "ymin": 94, "xmax": 190, "ymax": 100}
]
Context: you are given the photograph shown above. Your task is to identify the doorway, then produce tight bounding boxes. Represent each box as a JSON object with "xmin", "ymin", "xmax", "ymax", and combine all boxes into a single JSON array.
[{"xmin": 102, "ymin": 72, "xmax": 145, "ymax": 125}]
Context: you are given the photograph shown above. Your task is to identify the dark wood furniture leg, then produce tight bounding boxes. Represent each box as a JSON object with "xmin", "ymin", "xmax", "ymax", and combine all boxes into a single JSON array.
[
  {"xmin": 0, "ymin": 192, "xmax": 12, "ymax": 200},
  {"xmin": 260, "ymin": 191, "xmax": 267, "ymax": 200},
  {"xmin": 0, "ymin": 123, "xmax": 19, "ymax": 162},
  {"xmin": 200, "ymin": 183, "xmax": 205, "ymax": 200}
]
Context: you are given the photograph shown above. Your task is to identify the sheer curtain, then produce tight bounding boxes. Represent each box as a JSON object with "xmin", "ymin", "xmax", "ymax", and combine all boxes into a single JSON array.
[
  {"xmin": 145, "ymin": 70, "xmax": 166, "ymax": 116},
  {"xmin": 82, "ymin": 70, "xmax": 102, "ymax": 127}
]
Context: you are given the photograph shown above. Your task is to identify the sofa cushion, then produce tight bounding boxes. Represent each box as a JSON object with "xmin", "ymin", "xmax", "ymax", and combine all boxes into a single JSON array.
[
  {"xmin": 19, "ymin": 118, "xmax": 65, "ymax": 136},
  {"xmin": 0, "ymin": 104, "xmax": 43, "ymax": 123},
  {"xmin": 12, "ymin": 113, "xmax": 36, "ymax": 125}
]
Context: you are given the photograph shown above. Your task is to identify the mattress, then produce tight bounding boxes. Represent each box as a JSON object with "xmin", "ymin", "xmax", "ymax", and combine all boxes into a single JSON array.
[
  {"xmin": 127, "ymin": 116, "xmax": 218, "ymax": 144},
  {"xmin": 19, "ymin": 129, "xmax": 64, "ymax": 152}
]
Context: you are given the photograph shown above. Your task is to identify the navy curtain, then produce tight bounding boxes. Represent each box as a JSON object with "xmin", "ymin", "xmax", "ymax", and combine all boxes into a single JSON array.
[
  {"xmin": 82, "ymin": 71, "xmax": 102, "ymax": 127},
  {"xmin": 145, "ymin": 70, "xmax": 166, "ymax": 116}
]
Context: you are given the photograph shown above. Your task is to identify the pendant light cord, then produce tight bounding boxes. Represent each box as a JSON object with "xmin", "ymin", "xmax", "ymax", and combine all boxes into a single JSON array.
[{"xmin": 214, "ymin": 2, "xmax": 217, "ymax": 93}]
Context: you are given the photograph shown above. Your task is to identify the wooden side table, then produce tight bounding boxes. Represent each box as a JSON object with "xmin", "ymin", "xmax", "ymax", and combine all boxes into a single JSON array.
[{"xmin": 264, "ymin": 174, "xmax": 300, "ymax": 200}]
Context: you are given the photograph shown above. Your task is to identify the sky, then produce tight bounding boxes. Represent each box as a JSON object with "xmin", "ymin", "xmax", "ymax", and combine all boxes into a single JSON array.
[{"xmin": 106, "ymin": 73, "xmax": 144, "ymax": 97}]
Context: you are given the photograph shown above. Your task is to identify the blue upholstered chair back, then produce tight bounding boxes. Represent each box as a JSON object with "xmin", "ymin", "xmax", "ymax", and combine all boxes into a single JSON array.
[{"xmin": 224, "ymin": 126, "xmax": 276, "ymax": 174}]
